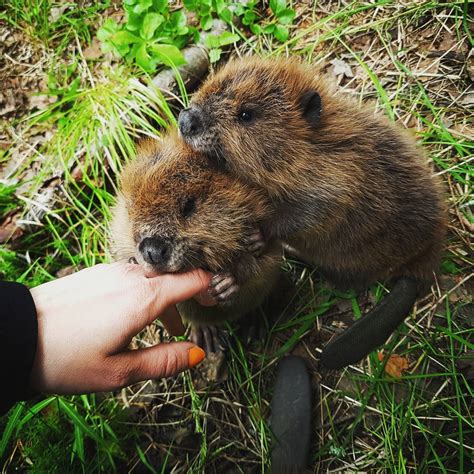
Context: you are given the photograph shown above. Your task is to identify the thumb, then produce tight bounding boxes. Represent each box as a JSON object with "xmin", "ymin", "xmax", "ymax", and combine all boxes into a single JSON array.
[{"xmin": 110, "ymin": 343, "xmax": 206, "ymax": 385}]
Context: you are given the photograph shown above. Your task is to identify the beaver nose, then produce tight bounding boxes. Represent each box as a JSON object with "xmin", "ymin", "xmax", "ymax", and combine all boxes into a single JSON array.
[
  {"xmin": 139, "ymin": 237, "xmax": 171, "ymax": 266},
  {"xmin": 178, "ymin": 108, "xmax": 203, "ymax": 137}
]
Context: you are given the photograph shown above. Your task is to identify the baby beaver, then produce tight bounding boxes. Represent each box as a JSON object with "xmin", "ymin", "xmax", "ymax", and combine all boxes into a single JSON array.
[
  {"xmin": 178, "ymin": 56, "xmax": 447, "ymax": 369},
  {"xmin": 109, "ymin": 131, "xmax": 281, "ymax": 352}
]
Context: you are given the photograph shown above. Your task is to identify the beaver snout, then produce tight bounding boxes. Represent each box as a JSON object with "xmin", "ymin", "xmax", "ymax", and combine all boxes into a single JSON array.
[
  {"xmin": 139, "ymin": 237, "xmax": 172, "ymax": 267},
  {"xmin": 178, "ymin": 107, "xmax": 203, "ymax": 138}
]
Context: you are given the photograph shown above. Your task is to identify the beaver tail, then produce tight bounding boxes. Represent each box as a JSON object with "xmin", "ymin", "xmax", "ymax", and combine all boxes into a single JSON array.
[{"xmin": 320, "ymin": 278, "xmax": 418, "ymax": 369}]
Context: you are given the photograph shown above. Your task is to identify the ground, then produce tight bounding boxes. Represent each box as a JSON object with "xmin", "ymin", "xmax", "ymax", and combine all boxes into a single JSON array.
[{"xmin": 0, "ymin": 1, "xmax": 472, "ymax": 473}]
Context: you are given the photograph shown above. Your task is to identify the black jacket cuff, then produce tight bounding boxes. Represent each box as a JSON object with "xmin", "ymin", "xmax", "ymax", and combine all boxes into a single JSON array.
[{"xmin": 0, "ymin": 282, "xmax": 38, "ymax": 415}]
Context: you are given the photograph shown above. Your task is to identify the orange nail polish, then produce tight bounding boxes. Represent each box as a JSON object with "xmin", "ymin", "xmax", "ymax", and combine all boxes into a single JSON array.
[{"xmin": 188, "ymin": 346, "xmax": 206, "ymax": 368}]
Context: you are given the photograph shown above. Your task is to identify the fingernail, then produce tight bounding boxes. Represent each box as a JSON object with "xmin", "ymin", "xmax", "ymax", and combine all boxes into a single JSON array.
[{"xmin": 188, "ymin": 346, "xmax": 206, "ymax": 368}]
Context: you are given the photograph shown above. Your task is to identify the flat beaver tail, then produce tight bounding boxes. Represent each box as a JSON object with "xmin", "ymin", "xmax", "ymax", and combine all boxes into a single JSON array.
[{"xmin": 320, "ymin": 277, "xmax": 418, "ymax": 369}]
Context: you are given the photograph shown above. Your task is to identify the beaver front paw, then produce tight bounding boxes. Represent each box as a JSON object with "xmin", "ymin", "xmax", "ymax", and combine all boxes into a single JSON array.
[
  {"xmin": 243, "ymin": 227, "xmax": 266, "ymax": 257},
  {"xmin": 209, "ymin": 272, "xmax": 240, "ymax": 306}
]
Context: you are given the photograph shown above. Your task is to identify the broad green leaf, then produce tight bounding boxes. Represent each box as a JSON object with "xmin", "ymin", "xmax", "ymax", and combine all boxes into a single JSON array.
[
  {"xmin": 140, "ymin": 12, "xmax": 163, "ymax": 40},
  {"xmin": 96, "ymin": 18, "xmax": 119, "ymax": 42},
  {"xmin": 216, "ymin": 31, "xmax": 239, "ymax": 46},
  {"xmin": 111, "ymin": 30, "xmax": 141, "ymax": 46},
  {"xmin": 135, "ymin": 42, "xmax": 153, "ymax": 70},
  {"xmin": 150, "ymin": 44, "xmax": 186, "ymax": 67},
  {"xmin": 263, "ymin": 23, "xmax": 275, "ymax": 34},
  {"xmin": 182, "ymin": 0, "xmax": 196, "ymax": 10},
  {"xmin": 270, "ymin": 0, "xmax": 285, "ymax": 16},
  {"xmin": 126, "ymin": 12, "xmax": 143, "ymax": 31},
  {"xmin": 200, "ymin": 14, "xmax": 213, "ymax": 30},
  {"xmin": 170, "ymin": 10, "xmax": 187, "ymax": 29},
  {"xmin": 273, "ymin": 23, "xmax": 289, "ymax": 42},
  {"xmin": 152, "ymin": 0, "xmax": 167, "ymax": 12},
  {"xmin": 133, "ymin": 0, "xmax": 153, "ymax": 14},
  {"xmin": 214, "ymin": 0, "xmax": 225, "ymax": 13},
  {"xmin": 218, "ymin": 7, "xmax": 232, "ymax": 23},
  {"xmin": 250, "ymin": 23, "xmax": 262, "ymax": 35},
  {"xmin": 242, "ymin": 10, "xmax": 257, "ymax": 25},
  {"xmin": 277, "ymin": 8, "xmax": 295, "ymax": 24}
]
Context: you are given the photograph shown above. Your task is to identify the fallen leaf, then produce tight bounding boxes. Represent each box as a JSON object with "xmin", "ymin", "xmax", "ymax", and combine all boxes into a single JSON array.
[
  {"xmin": 330, "ymin": 58, "xmax": 354, "ymax": 78},
  {"xmin": 460, "ymin": 92, "xmax": 474, "ymax": 107},
  {"xmin": 377, "ymin": 352, "xmax": 409, "ymax": 378},
  {"xmin": 83, "ymin": 38, "xmax": 103, "ymax": 60},
  {"xmin": 29, "ymin": 93, "xmax": 57, "ymax": 111}
]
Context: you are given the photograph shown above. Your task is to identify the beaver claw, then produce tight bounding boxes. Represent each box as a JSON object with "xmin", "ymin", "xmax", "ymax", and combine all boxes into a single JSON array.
[
  {"xmin": 243, "ymin": 227, "xmax": 266, "ymax": 257},
  {"xmin": 209, "ymin": 272, "xmax": 240, "ymax": 305},
  {"xmin": 190, "ymin": 325, "xmax": 228, "ymax": 354}
]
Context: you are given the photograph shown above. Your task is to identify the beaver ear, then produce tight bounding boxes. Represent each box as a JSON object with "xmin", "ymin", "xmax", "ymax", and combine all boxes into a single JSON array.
[{"xmin": 300, "ymin": 91, "xmax": 322, "ymax": 126}]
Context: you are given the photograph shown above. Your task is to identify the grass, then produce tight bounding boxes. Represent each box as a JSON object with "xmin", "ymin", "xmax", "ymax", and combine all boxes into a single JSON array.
[{"xmin": 1, "ymin": 0, "xmax": 473, "ymax": 472}]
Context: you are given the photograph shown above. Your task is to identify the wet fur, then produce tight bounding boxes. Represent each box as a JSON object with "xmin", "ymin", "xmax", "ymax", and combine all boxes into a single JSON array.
[{"xmin": 109, "ymin": 132, "xmax": 281, "ymax": 327}]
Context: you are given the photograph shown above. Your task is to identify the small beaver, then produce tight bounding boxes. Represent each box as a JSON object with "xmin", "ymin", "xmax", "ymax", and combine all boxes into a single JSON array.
[
  {"xmin": 109, "ymin": 131, "xmax": 281, "ymax": 351},
  {"xmin": 178, "ymin": 56, "xmax": 447, "ymax": 369}
]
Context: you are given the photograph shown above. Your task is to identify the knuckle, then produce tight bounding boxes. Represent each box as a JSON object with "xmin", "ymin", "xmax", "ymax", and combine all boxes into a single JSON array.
[
  {"xmin": 108, "ymin": 359, "xmax": 133, "ymax": 388},
  {"xmin": 160, "ymin": 349, "xmax": 181, "ymax": 377}
]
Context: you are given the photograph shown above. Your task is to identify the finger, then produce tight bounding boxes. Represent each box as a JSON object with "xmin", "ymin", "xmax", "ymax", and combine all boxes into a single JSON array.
[
  {"xmin": 159, "ymin": 306, "xmax": 186, "ymax": 337},
  {"xmin": 147, "ymin": 269, "xmax": 212, "ymax": 317},
  {"xmin": 110, "ymin": 343, "xmax": 206, "ymax": 385}
]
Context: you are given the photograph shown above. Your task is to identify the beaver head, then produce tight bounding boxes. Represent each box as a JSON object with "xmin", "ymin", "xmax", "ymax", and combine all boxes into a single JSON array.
[
  {"xmin": 110, "ymin": 132, "xmax": 270, "ymax": 275},
  {"xmin": 177, "ymin": 57, "xmax": 338, "ymax": 183}
]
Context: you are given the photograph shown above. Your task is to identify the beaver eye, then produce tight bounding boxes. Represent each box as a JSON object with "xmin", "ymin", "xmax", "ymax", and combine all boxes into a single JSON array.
[
  {"xmin": 182, "ymin": 197, "xmax": 196, "ymax": 218},
  {"xmin": 238, "ymin": 109, "xmax": 254, "ymax": 123}
]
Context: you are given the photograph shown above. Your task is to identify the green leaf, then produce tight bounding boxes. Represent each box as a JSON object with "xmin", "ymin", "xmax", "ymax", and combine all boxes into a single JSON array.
[
  {"xmin": 242, "ymin": 10, "xmax": 257, "ymax": 25},
  {"xmin": 250, "ymin": 23, "xmax": 262, "ymax": 35},
  {"xmin": 133, "ymin": 0, "xmax": 153, "ymax": 14},
  {"xmin": 263, "ymin": 23, "xmax": 275, "ymax": 34},
  {"xmin": 273, "ymin": 24, "xmax": 289, "ymax": 42},
  {"xmin": 140, "ymin": 12, "xmax": 163, "ymax": 40},
  {"xmin": 135, "ymin": 42, "xmax": 153, "ymax": 70},
  {"xmin": 111, "ymin": 30, "xmax": 141, "ymax": 46},
  {"xmin": 150, "ymin": 44, "xmax": 186, "ymax": 67},
  {"xmin": 209, "ymin": 48, "xmax": 222, "ymax": 63},
  {"xmin": 277, "ymin": 8, "xmax": 295, "ymax": 24},
  {"xmin": 96, "ymin": 18, "xmax": 120, "ymax": 42},
  {"xmin": 200, "ymin": 14, "xmax": 213, "ymax": 30},
  {"xmin": 152, "ymin": 0, "xmax": 167, "ymax": 12},
  {"xmin": 182, "ymin": 0, "xmax": 196, "ymax": 10},
  {"xmin": 170, "ymin": 10, "xmax": 187, "ymax": 29},
  {"xmin": 219, "ymin": 7, "xmax": 232, "ymax": 23},
  {"xmin": 126, "ymin": 12, "xmax": 143, "ymax": 31},
  {"xmin": 270, "ymin": 0, "xmax": 285, "ymax": 16},
  {"xmin": 216, "ymin": 31, "xmax": 239, "ymax": 46}
]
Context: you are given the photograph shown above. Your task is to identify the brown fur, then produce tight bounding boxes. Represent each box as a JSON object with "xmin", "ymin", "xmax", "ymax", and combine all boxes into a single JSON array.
[
  {"xmin": 180, "ymin": 57, "xmax": 447, "ymax": 290},
  {"xmin": 109, "ymin": 131, "xmax": 281, "ymax": 326}
]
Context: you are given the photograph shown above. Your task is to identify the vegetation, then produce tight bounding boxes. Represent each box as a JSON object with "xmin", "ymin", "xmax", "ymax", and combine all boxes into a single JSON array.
[{"xmin": 0, "ymin": 0, "xmax": 472, "ymax": 472}]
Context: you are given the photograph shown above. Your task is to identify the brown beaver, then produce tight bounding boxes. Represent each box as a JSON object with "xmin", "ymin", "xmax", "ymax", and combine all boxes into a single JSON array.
[
  {"xmin": 177, "ymin": 56, "xmax": 447, "ymax": 369},
  {"xmin": 109, "ymin": 130, "xmax": 281, "ymax": 351}
]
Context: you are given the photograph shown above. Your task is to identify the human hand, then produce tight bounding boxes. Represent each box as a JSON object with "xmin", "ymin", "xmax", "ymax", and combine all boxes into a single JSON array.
[{"xmin": 29, "ymin": 262, "xmax": 211, "ymax": 394}]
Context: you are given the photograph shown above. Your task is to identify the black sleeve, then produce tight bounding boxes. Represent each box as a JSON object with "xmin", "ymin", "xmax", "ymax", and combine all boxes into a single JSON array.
[{"xmin": 0, "ymin": 282, "xmax": 38, "ymax": 416}]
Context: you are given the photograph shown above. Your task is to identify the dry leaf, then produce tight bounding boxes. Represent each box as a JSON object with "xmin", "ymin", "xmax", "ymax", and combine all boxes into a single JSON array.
[
  {"xmin": 377, "ymin": 352, "xmax": 409, "ymax": 378},
  {"xmin": 83, "ymin": 38, "xmax": 103, "ymax": 60},
  {"xmin": 330, "ymin": 58, "xmax": 354, "ymax": 78}
]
